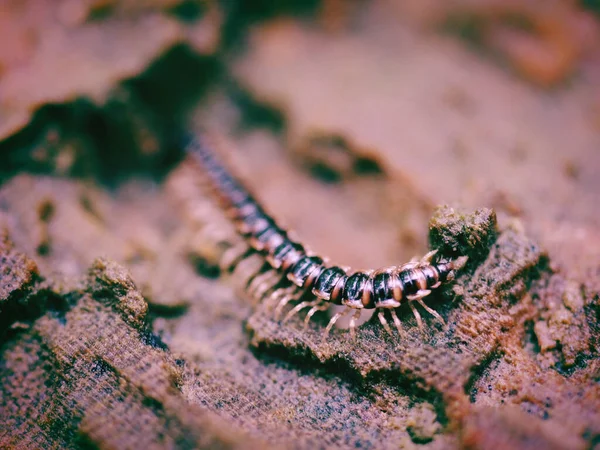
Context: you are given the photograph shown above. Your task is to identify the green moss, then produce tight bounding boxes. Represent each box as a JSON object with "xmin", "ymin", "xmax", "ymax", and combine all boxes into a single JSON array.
[{"xmin": 429, "ymin": 206, "xmax": 498, "ymax": 265}]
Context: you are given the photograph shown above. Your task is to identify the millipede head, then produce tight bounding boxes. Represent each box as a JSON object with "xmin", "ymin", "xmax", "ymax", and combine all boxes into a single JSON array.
[{"xmin": 435, "ymin": 256, "xmax": 469, "ymax": 282}]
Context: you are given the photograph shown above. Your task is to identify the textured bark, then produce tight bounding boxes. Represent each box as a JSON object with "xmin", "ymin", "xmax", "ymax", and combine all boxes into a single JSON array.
[
  {"xmin": 1, "ymin": 1, "xmax": 599, "ymax": 449},
  {"xmin": 0, "ymin": 243, "xmax": 261, "ymax": 449}
]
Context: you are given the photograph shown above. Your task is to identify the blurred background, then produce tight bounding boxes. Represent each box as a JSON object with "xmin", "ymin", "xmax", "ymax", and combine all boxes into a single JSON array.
[
  {"xmin": 1, "ymin": 0, "xmax": 599, "ymax": 279},
  {"xmin": 1, "ymin": 1, "xmax": 600, "ymax": 448}
]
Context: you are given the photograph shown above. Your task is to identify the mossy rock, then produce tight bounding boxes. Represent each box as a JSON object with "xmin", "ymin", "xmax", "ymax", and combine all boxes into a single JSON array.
[{"xmin": 429, "ymin": 206, "xmax": 498, "ymax": 266}]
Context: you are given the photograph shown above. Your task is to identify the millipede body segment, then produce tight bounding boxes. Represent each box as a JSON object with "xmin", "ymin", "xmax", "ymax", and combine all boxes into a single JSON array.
[{"xmin": 185, "ymin": 132, "xmax": 468, "ymax": 336}]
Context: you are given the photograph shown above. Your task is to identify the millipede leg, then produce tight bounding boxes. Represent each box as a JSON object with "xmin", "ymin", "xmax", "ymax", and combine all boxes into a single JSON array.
[
  {"xmin": 274, "ymin": 288, "xmax": 304, "ymax": 319},
  {"xmin": 247, "ymin": 270, "xmax": 280, "ymax": 299},
  {"xmin": 401, "ymin": 261, "xmax": 419, "ymax": 271},
  {"xmin": 231, "ymin": 257, "xmax": 265, "ymax": 295},
  {"xmin": 220, "ymin": 243, "xmax": 250, "ymax": 272},
  {"xmin": 390, "ymin": 309, "xmax": 403, "ymax": 335},
  {"xmin": 417, "ymin": 298, "xmax": 445, "ymax": 325},
  {"xmin": 304, "ymin": 303, "xmax": 329, "ymax": 329},
  {"xmin": 264, "ymin": 285, "xmax": 295, "ymax": 311},
  {"xmin": 273, "ymin": 296, "xmax": 293, "ymax": 319},
  {"xmin": 253, "ymin": 277, "xmax": 282, "ymax": 302},
  {"xmin": 378, "ymin": 310, "xmax": 393, "ymax": 336},
  {"xmin": 349, "ymin": 309, "xmax": 362, "ymax": 341},
  {"xmin": 195, "ymin": 222, "xmax": 220, "ymax": 238},
  {"xmin": 409, "ymin": 302, "xmax": 424, "ymax": 330},
  {"xmin": 254, "ymin": 282, "xmax": 283, "ymax": 306},
  {"xmin": 283, "ymin": 300, "xmax": 320, "ymax": 323},
  {"xmin": 244, "ymin": 261, "xmax": 270, "ymax": 287},
  {"xmin": 246, "ymin": 270, "xmax": 271, "ymax": 295},
  {"xmin": 407, "ymin": 290, "xmax": 431, "ymax": 302},
  {"xmin": 260, "ymin": 289, "xmax": 282, "ymax": 312},
  {"xmin": 420, "ymin": 250, "xmax": 438, "ymax": 264},
  {"xmin": 259, "ymin": 292, "xmax": 279, "ymax": 313},
  {"xmin": 323, "ymin": 307, "xmax": 351, "ymax": 339}
]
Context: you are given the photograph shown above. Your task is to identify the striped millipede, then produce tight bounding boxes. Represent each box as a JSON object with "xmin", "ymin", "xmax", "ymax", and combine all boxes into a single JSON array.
[{"xmin": 184, "ymin": 132, "xmax": 468, "ymax": 338}]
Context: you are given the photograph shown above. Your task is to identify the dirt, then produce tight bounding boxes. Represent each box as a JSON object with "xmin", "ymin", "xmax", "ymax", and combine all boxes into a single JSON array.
[{"xmin": 1, "ymin": 1, "xmax": 599, "ymax": 449}]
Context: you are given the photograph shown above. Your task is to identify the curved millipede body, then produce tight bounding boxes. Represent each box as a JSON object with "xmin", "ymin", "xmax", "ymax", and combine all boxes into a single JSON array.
[{"xmin": 185, "ymin": 132, "xmax": 468, "ymax": 337}]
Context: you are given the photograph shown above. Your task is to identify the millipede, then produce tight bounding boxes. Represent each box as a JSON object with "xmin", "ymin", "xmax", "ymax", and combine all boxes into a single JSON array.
[{"xmin": 184, "ymin": 131, "xmax": 468, "ymax": 338}]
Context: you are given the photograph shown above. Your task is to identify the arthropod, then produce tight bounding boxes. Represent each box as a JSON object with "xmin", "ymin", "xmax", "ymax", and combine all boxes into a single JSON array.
[{"xmin": 184, "ymin": 132, "xmax": 468, "ymax": 338}]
